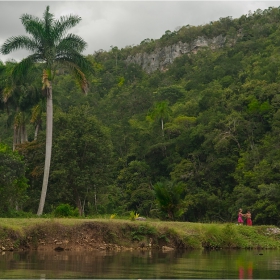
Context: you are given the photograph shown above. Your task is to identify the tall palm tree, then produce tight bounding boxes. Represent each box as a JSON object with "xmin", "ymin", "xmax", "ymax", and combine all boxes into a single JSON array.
[
  {"xmin": 149, "ymin": 101, "xmax": 171, "ymax": 137},
  {"xmin": 0, "ymin": 6, "xmax": 92, "ymax": 215}
]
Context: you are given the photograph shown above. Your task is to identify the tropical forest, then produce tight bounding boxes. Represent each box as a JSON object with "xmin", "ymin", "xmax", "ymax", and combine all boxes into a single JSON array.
[{"xmin": 1, "ymin": 6, "xmax": 280, "ymax": 226}]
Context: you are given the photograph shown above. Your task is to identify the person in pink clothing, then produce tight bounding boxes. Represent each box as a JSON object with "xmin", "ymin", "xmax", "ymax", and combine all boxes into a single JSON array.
[{"xmin": 238, "ymin": 208, "xmax": 245, "ymax": 225}]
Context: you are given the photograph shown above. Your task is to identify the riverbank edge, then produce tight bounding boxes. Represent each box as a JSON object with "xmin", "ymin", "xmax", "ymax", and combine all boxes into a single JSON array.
[{"xmin": 0, "ymin": 218, "xmax": 280, "ymax": 252}]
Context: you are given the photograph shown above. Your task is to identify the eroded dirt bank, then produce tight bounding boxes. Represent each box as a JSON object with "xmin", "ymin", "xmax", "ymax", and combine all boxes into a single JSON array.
[
  {"xmin": 0, "ymin": 221, "xmax": 177, "ymax": 252},
  {"xmin": 1, "ymin": 219, "xmax": 280, "ymax": 252}
]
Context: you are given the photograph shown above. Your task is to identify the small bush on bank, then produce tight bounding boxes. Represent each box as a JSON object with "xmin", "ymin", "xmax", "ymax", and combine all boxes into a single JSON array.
[{"xmin": 53, "ymin": 204, "xmax": 79, "ymax": 217}]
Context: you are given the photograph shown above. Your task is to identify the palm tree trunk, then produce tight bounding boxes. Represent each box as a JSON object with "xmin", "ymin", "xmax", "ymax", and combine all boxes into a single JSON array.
[
  {"xmin": 23, "ymin": 122, "xmax": 28, "ymax": 142},
  {"xmin": 76, "ymin": 197, "xmax": 83, "ymax": 216},
  {"xmin": 21, "ymin": 122, "xmax": 28, "ymax": 143},
  {"xmin": 13, "ymin": 126, "xmax": 18, "ymax": 151},
  {"xmin": 16, "ymin": 126, "xmax": 20, "ymax": 146},
  {"xmin": 37, "ymin": 82, "xmax": 53, "ymax": 215},
  {"xmin": 34, "ymin": 124, "xmax": 39, "ymax": 140},
  {"xmin": 20, "ymin": 125, "xmax": 24, "ymax": 143}
]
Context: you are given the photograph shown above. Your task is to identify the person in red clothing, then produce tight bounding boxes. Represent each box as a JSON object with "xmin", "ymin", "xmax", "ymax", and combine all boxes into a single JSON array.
[{"xmin": 246, "ymin": 210, "xmax": 252, "ymax": 226}]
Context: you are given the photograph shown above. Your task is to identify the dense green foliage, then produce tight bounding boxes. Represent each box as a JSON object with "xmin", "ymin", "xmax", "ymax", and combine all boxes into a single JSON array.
[
  {"xmin": 0, "ymin": 143, "xmax": 28, "ymax": 215},
  {"xmin": 1, "ymin": 6, "xmax": 280, "ymax": 224}
]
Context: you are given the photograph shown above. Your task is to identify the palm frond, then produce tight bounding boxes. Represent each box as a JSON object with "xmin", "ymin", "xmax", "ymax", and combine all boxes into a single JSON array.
[
  {"xmin": 2, "ymin": 85, "xmax": 15, "ymax": 103},
  {"xmin": 21, "ymin": 14, "xmax": 45, "ymax": 40},
  {"xmin": 0, "ymin": 36, "xmax": 39, "ymax": 55},
  {"xmin": 56, "ymin": 34, "xmax": 87, "ymax": 52},
  {"xmin": 72, "ymin": 67, "xmax": 89, "ymax": 94},
  {"xmin": 54, "ymin": 14, "xmax": 82, "ymax": 39},
  {"xmin": 31, "ymin": 102, "xmax": 44, "ymax": 123},
  {"xmin": 12, "ymin": 54, "xmax": 42, "ymax": 81},
  {"xmin": 56, "ymin": 59, "xmax": 89, "ymax": 93},
  {"xmin": 43, "ymin": 6, "xmax": 54, "ymax": 34},
  {"xmin": 56, "ymin": 51, "xmax": 94, "ymax": 75}
]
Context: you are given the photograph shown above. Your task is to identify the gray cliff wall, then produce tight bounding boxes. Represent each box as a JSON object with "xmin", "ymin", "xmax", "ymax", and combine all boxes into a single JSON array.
[{"xmin": 125, "ymin": 35, "xmax": 227, "ymax": 73}]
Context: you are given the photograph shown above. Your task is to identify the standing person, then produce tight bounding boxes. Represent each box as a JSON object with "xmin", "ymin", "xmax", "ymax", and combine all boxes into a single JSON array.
[
  {"xmin": 238, "ymin": 208, "xmax": 244, "ymax": 225},
  {"xmin": 246, "ymin": 210, "xmax": 253, "ymax": 226}
]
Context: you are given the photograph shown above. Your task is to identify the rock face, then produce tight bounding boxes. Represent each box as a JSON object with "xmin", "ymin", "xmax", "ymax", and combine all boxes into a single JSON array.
[{"xmin": 125, "ymin": 35, "xmax": 226, "ymax": 73}]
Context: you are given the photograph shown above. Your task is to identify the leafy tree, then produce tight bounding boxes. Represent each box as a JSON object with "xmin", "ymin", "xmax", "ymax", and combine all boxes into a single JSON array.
[
  {"xmin": 253, "ymin": 183, "xmax": 280, "ymax": 225},
  {"xmin": 116, "ymin": 160, "xmax": 154, "ymax": 215},
  {"xmin": 15, "ymin": 138, "xmax": 46, "ymax": 214},
  {"xmin": 0, "ymin": 143, "xmax": 28, "ymax": 215},
  {"xmin": 50, "ymin": 104, "xmax": 113, "ymax": 215},
  {"xmin": 0, "ymin": 6, "xmax": 93, "ymax": 215},
  {"xmin": 155, "ymin": 85, "xmax": 186, "ymax": 105}
]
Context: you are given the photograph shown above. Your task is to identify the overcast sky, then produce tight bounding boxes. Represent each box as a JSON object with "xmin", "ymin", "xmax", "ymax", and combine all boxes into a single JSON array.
[{"xmin": 0, "ymin": 1, "xmax": 279, "ymax": 62}]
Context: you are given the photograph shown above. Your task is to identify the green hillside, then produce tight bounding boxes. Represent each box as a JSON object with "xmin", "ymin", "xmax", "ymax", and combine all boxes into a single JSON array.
[{"xmin": 1, "ymin": 6, "xmax": 280, "ymax": 225}]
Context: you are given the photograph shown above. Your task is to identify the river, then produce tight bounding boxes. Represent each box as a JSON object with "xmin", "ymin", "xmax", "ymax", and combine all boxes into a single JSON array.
[{"xmin": 0, "ymin": 249, "xmax": 280, "ymax": 279}]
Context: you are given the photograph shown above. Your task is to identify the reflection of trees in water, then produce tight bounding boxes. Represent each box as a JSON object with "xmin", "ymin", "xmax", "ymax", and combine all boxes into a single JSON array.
[{"xmin": 1, "ymin": 250, "xmax": 280, "ymax": 278}]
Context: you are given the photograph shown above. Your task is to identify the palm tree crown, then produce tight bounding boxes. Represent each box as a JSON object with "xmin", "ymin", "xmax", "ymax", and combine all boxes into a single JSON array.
[{"xmin": 1, "ymin": 5, "xmax": 91, "ymax": 91}]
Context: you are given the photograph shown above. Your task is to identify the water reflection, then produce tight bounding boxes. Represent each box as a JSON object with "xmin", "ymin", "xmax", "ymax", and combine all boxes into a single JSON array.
[
  {"xmin": 0, "ymin": 249, "xmax": 280, "ymax": 279},
  {"xmin": 239, "ymin": 262, "xmax": 253, "ymax": 279}
]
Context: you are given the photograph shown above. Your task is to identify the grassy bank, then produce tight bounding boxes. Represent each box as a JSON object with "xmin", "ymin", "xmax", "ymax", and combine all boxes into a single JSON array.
[{"xmin": 0, "ymin": 218, "xmax": 280, "ymax": 251}]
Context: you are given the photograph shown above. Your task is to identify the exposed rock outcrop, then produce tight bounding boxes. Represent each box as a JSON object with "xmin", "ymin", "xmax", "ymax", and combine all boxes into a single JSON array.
[{"xmin": 125, "ymin": 35, "xmax": 226, "ymax": 73}]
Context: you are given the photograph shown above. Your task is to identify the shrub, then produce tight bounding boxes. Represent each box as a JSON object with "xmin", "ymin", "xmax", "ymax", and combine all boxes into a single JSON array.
[{"xmin": 53, "ymin": 204, "xmax": 79, "ymax": 217}]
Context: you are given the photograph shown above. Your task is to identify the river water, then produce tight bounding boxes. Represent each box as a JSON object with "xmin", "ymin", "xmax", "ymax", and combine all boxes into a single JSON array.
[{"xmin": 0, "ymin": 249, "xmax": 280, "ymax": 279}]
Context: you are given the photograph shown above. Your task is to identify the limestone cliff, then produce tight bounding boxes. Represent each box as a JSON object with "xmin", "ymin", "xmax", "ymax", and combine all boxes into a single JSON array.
[{"xmin": 125, "ymin": 35, "xmax": 227, "ymax": 73}]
